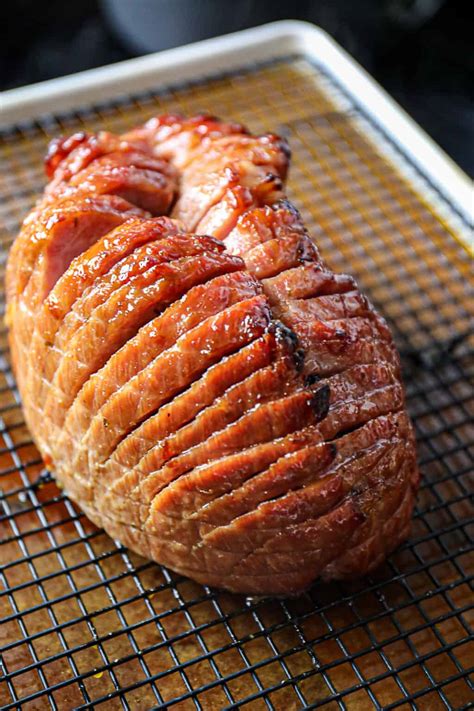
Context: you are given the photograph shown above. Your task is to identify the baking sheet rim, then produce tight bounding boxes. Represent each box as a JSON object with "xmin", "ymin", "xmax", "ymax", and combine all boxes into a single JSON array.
[{"xmin": 1, "ymin": 20, "xmax": 472, "ymax": 236}]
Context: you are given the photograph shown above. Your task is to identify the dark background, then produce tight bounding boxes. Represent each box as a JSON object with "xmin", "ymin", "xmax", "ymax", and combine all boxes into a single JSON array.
[{"xmin": 1, "ymin": 0, "xmax": 472, "ymax": 177}]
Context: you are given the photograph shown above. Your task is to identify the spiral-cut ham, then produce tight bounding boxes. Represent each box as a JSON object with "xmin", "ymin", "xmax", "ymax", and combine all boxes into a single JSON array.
[{"xmin": 6, "ymin": 114, "xmax": 419, "ymax": 595}]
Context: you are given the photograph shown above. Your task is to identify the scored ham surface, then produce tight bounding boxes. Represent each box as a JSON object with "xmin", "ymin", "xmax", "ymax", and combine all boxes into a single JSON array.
[{"xmin": 6, "ymin": 115, "xmax": 419, "ymax": 595}]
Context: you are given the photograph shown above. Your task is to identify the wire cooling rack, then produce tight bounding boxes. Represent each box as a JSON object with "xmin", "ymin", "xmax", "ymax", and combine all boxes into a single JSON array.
[{"xmin": 0, "ymin": 55, "xmax": 473, "ymax": 710}]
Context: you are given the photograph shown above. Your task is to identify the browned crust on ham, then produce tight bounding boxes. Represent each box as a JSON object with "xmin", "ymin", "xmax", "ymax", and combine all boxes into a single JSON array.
[{"xmin": 5, "ymin": 113, "xmax": 419, "ymax": 595}]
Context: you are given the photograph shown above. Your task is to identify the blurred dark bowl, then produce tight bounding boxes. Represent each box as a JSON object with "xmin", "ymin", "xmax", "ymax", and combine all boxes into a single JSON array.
[
  {"xmin": 100, "ymin": 0, "xmax": 292, "ymax": 54},
  {"xmin": 99, "ymin": 0, "xmax": 447, "ymax": 69}
]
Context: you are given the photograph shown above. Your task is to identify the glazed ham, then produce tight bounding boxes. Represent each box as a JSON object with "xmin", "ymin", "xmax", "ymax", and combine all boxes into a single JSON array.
[{"xmin": 6, "ymin": 115, "xmax": 419, "ymax": 595}]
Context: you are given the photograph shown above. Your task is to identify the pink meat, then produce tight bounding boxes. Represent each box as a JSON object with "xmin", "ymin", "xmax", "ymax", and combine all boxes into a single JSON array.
[{"xmin": 5, "ymin": 113, "xmax": 419, "ymax": 595}]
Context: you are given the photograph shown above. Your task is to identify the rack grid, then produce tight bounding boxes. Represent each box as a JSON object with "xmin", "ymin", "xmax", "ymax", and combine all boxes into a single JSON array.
[{"xmin": 0, "ymin": 56, "xmax": 472, "ymax": 710}]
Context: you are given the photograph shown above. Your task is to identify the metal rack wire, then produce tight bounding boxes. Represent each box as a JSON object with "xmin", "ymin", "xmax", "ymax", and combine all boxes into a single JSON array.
[{"xmin": 0, "ymin": 56, "xmax": 472, "ymax": 710}]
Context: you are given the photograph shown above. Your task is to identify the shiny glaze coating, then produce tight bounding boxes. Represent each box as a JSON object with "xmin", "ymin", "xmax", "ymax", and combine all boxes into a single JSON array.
[{"xmin": 6, "ymin": 114, "xmax": 419, "ymax": 595}]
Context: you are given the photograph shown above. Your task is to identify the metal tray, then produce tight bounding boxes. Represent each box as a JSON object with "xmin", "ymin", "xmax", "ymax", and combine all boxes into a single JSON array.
[{"xmin": 1, "ymin": 21, "xmax": 472, "ymax": 710}]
